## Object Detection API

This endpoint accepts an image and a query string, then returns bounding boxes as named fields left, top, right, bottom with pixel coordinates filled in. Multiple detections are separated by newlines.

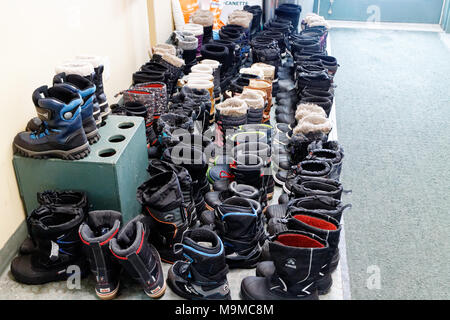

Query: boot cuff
left=242, top=88, right=267, bottom=100
left=216, top=97, right=248, bottom=116
left=185, top=79, right=213, bottom=90
left=201, top=59, right=221, bottom=69
left=79, top=211, right=121, bottom=243
left=294, top=114, right=331, bottom=135
left=295, top=103, right=326, bottom=121
left=240, top=67, right=264, bottom=79
left=178, top=36, right=198, bottom=50
left=191, top=10, right=214, bottom=27
left=74, top=55, right=104, bottom=68
left=55, top=62, right=94, bottom=77
left=191, top=64, right=213, bottom=74
left=162, top=53, right=185, bottom=68
left=240, top=91, right=264, bottom=110
left=252, top=63, right=276, bottom=80
left=155, top=43, right=177, bottom=56
left=183, top=23, right=204, bottom=36
left=228, top=10, right=253, bottom=28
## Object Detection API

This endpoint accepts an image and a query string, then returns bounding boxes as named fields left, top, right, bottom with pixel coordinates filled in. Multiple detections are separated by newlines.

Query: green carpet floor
left=331, top=28, right=450, bottom=299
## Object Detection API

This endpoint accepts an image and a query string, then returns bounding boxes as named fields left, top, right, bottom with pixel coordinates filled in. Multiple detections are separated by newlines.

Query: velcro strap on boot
left=91, top=242, right=109, bottom=284
left=127, top=252, right=155, bottom=290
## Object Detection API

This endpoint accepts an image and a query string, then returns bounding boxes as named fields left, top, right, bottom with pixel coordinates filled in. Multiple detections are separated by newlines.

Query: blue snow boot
left=53, top=72, right=100, bottom=144
left=13, top=85, right=90, bottom=160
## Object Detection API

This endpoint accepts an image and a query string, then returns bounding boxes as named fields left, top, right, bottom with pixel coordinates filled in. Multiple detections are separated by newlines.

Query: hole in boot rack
left=108, top=135, right=126, bottom=143
left=98, top=148, right=117, bottom=158
left=118, top=122, right=134, bottom=129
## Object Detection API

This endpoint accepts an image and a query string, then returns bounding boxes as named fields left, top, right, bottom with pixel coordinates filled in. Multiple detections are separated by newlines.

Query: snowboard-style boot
left=109, top=216, right=166, bottom=298
left=213, top=197, right=261, bottom=268
left=240, top=230, right=329, bottom=300
left=13, top=85, right=90, bottom=160
left=19, top=191, right=88, bottom=255
left=79, top=210, right=122, bottom=299
left=75, top=55, right=110, bottom=120
left=262, top=211, right=341, bottom=294
left=137, top=171, right=189, bottom=263
left=147, top=159, right=197, bottom=227
left=167, top=228, right=231, bottom=300
left=53, top=72, right=100, bottom=144
left=11, top=200, right=88, bottom=284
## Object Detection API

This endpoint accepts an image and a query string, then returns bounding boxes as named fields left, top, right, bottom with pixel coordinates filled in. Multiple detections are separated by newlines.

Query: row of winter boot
left=11, top=191, right=166, bottom=300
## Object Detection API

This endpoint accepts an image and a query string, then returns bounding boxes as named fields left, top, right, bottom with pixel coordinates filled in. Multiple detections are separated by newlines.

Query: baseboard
left=0, top=220, right=27, bottom=275
left=328, top=20, right=444, bottom=33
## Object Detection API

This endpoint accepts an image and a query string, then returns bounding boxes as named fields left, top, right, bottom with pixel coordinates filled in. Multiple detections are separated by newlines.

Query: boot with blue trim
left=13, top=85, right=90, bottom=160
left=75, top=55, right=111, bottom=121
left=213, top=196, right=262, bottom=268
left=10, top=195, right=88, bottom=285
left=79, top=210, right=122, bottom=300
left=53, top=72, right=100, bottom=144
left=109, top=215, right=166, bottom=298
left=167, top=228, right=231, bottom=300
left=240, top=230, right=329, bottom=300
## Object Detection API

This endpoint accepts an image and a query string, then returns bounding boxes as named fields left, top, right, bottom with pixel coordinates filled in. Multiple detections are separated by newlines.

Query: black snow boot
left=79, top=210, right=122, bottom=299
left=53, top=73, right=100, bottom=144
left=284, top=175, right=343, bottom=200
left=109, top=215, right=166, bottom=298
left=167, top=228, right=231, bottom=300
left=262, top=211, right=341, bottom=295
left=308, top=140, right=345, bottom=180
left=147, top=159, right=197, bottom=227
left=163, top=145, right=210, bottom=214
left=137, top=171, right=189, bottom=263
left=19, top=190, right=89, bottom=255
left=204, top=181, right=259, bottom=211
left=213, top=197, right=262, bottom=268
left=285, top=195, right=351, bottom=222
left=240, top=230, right=329, bottom=300
left=11, top=200, right=88, bottom=284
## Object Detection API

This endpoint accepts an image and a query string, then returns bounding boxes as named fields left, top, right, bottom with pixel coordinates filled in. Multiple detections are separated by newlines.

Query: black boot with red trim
left=258, top=211, right=341, bottom=295
left=109, top=215, right=166, bottom=299
left=137, top=171, right=189, bottom=264
left=240, top=230, right=329, bottom=300
left=79, top=210, right=122, bottom=299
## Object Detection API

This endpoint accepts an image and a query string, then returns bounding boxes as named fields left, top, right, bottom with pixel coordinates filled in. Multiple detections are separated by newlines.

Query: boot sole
left=240, top=281, right=320, bottom=300
left=86, top=129, right=101, bottom=145
left=272, top=172, right=286, bottom=187
left=100, top=102, right=111, bottom=120
left=167, top=278, right=231, bottom=301
left=96, top=282, right=120, bottom=300
left=10, top=257, right=88, bottom=285
left=13, top=142, right=91, bottom=160
left=145, top=281, right=166, bottom=299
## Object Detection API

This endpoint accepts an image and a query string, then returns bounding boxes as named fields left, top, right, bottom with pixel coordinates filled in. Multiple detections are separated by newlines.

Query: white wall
left=0, top=0, right=151, bottom=248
